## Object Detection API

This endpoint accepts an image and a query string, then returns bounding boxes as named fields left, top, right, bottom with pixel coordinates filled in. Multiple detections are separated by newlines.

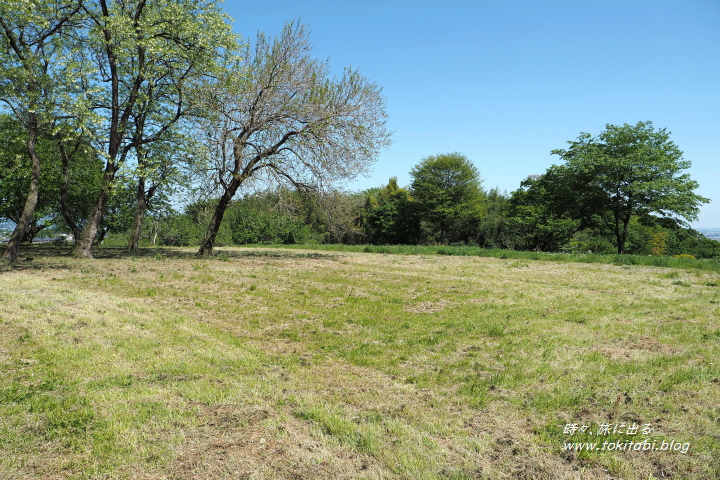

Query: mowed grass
left=1, top=246, right=719, bottom=479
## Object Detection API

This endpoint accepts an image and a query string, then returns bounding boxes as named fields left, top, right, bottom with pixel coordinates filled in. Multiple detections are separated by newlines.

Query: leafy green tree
left=0, top=115, right=103, bottom=242
left=94, top=175, right=143, bottom=245
left=310, top=189, right=367, bottom=244
left=54, top=129, right=105, bottom=242
left=0, top=0, right=84, bottom=260
left=0, top=115, right=57, bottom=241
left=222, top=191, right=319, bottom=245
left=673, top=229, right=720, bottom=259
left=476, top=188, right=520, bottom=249
left=410, top=153, right=486, bottom=244
left=506, top=171, right=584, bottom=252
left=72, top=0, right=237, bottom=258
left=551, top=121, right=709, bottom=254
left=565, top=227, right=615, bottom=254
left=363, top=177, right=419, bottom=244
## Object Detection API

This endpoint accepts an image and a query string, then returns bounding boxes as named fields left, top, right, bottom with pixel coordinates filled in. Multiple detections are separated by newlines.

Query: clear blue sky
left=221, top=0, right=720, bottom=228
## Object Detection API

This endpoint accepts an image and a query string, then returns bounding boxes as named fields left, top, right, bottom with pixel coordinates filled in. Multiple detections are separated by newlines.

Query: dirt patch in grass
left=405, top=299, right=450, bottom=314
left=169, top=403, right=386, bottom=480
left=597, top=336, right=680, bottom=361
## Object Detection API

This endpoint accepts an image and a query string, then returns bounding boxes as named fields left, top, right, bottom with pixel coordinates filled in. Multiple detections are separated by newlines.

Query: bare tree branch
left=194, top=21, right=391, bottom=255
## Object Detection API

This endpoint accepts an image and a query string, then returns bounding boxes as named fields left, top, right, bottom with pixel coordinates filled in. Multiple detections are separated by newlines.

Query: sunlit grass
left=254, top=242, right=720, bottom=272
left=1, top=245, right=719, bottom=479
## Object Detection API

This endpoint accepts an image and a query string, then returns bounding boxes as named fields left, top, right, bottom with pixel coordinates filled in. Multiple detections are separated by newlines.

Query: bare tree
left=195, top=21, right=391, bottom=256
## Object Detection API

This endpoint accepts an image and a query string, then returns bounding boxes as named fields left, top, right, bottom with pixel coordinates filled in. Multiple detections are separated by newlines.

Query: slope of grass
left=1, top=245, right=719, bottom=479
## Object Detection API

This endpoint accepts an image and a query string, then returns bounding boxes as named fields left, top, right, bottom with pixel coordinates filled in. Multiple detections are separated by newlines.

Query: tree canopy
left=363, top=177, right=418, bottom=245
left=0, top=0, right=85, bottom=260
left=194, top=21, right=391, bottom=255
left=0, top=115, right=103, bottom=242
left=71, top=0, right=238, bottom=258
left=550, top=121, right=709, bottom=253
left=410, top=153, right=486, bottom=244
left=507, top=170, right=583, bottom=252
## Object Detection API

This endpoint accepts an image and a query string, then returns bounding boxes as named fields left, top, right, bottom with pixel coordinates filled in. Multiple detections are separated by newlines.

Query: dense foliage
left=410, top=153, right=486, bottom=244
left=550, top=122, right=708, bottom=253
left=1, top=1, right=390, bottom=259
left=117, top=141, right=717, bottom=259
left=0, top=115, right=104, bottom=241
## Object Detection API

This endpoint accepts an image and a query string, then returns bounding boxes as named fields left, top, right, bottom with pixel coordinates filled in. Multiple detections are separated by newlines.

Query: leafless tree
left=194, top=21, right=391, bottom=256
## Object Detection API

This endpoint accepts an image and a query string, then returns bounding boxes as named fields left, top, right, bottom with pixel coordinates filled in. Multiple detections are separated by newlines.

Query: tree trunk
left=73, top=3, right=123, bottom=259
left=2, top=116, right=40, bottom=262
left=95, top=228, right=108, bottom=245
left=58, top=141, right=83, bottom=242
left=21, top=219, right=46, bottom=243
left=128, top=176, right=146, bottom=253
left=617, top=221, right=629, bottom=254
left=197, top=177, right=242, bottom=256
left=73, top=172, right=114, bottom=258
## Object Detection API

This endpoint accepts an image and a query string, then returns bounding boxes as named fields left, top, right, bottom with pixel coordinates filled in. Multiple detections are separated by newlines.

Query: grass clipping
left=1, top=246, right=719, bottom=479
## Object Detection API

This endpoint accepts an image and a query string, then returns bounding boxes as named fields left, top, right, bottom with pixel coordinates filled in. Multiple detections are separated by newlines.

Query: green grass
left=1, top=244, right=719, bottom=479
left=250, top=243, right=720, bottom=272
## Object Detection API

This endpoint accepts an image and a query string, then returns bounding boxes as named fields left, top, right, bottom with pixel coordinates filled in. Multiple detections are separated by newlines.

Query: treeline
left=131, top=149, right=717, bottom=259
left=2, top=114, right=717, bottom=259
left=140, top=192, right=718, bottom=259
left=0, top=0, right=713, bottom=261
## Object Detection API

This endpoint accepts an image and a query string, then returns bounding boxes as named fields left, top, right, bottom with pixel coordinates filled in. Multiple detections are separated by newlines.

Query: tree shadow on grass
left=215, top=248, right=338, bottom=261
left=1, top=244, right=338, bottom=273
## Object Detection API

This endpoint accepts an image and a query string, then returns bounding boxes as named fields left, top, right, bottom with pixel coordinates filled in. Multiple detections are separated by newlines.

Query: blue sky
left=222, top=0, right=720, bottom=228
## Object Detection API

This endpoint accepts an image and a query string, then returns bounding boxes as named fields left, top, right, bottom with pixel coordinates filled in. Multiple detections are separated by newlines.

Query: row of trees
left=1, top=1, right=390, bottom=261
left=2, top=115, right=716, bottom=258
left=122, top=122, right=715, bottom=258
left=361, top=122, right=712, bottom=257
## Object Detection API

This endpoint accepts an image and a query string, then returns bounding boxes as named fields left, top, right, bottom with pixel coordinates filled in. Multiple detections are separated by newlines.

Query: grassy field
left=253, top=243, right=720, bottom=272
left=1, top=245, right=719, bottom=479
